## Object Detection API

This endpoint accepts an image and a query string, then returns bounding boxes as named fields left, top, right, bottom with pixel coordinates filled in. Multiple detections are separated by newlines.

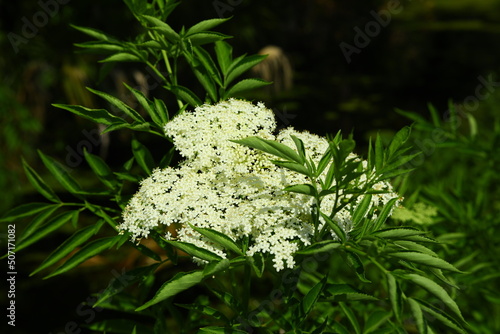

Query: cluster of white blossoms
left=119, top=99, right=400, bottom=271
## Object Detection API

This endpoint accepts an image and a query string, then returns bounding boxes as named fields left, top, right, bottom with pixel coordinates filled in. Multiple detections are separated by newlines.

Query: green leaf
left=346, top=251, right=370, bottom=283
left=141, top=15, right=180, bottom=42
left=74, top=41, right=125, bottom=52
left=154, top=98, right=170, bottom=124
left=203, top=258, right=230, bottom=277
left=272, top=160, right=309, bottom=176
left=188, top=32, right=230, bottom=46
left=17, top=205, right=60, bottom=241
left=407, top=298, right=427, bottom=334
left=296, top=240, right=341, bottom=255
left=248, top=252, right=265, bottom=278
left=387, top=126, right=411, bottom=160
left=190, top=225, right=243, bottom=255
left=52, top=104, right=127, bottom=127
left=302, top=276, right=326, bottom=316
left=22, top=159, right=60, bottom=203
left=87, top=87, right=144, bottom=123
left=193, top=46, right=223, bottom=87
left=226, top=55, right=268, bottom=87
left=372, top=227, right=425, bottom=239
left=214, top=41, right=232, bottom=76
left=99, top=52, right=144, bottom=63
left=131, top=139, right=155, bottom=175
left=167, top=240, right=223, bottom=262
left=386, top=272, right=402, bottom=323
left=415, top=299, right=467, bottom=334
left=326, top=284, right=378, bottom=301
left=320, top=212, right=346, bottom=243
left=232, top=136, right=303, bottom=163
left=316, top=148, right=332, bottom=177
left=351, top=194, right=372, bottom=228
left=136, top=270, right=204, bottom=311
left=44, top=236, right=119, bottom=279
left=84, top=150, right=118, bottom=190
left=0, top=202, right=55, bottom=223
left=370, top=198, right=400, bottom=232
left=71, top=24, right=118, bottom=42
left=186, top=17, right=231, bottom=36
left=404, top=273, right=465, bottom=322
left=168, top=85, right=202, bottom=106
left=94, top=264, right=160, bottom=307
left=30, top=225, right=96, bottom=276
left=224, top=78, right=271, bottom=98
left=198, top=327, right=247, bottom=334
left=389, top=252, right=461, bottom=272
left=15, top=211, right=75, bottom=253
left=284, top=184, right=317, bottom=197
left=364, top=310, right=391, bottom=334
left=339, top=302, right=361, bottom=334
left=38, top=150, right=83, bottom=196
left=393, top=240, right=438, bottom=257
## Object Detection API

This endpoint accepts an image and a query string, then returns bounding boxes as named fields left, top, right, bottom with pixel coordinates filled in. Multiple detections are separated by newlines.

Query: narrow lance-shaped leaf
left=0, top=203, right=55, bottom=223
left=214, top=41, right=232, bottom=77
left=87, top=87, right=145, bottom=123
left=136, top=270, right=204, bottom=311
left=404, top=273, right=465, bottom=322
left=186, top=17, right=231, bottom=36
left=232, top=136, right=303, bottom=163
left=302, top=276, right=327, bottom=316
left=44, top=236, right=120, bottom=279
left=15, top=211, right=75, bottom=253
left=30, top=225, right=96, bottom=276
left=140, top=15, right=180, bottom=42
left=38, top=150, right=83, bottom=196
left=346, top=251, right=371, bottom=283
left=18, top=205, right=60, bottom=242
left=132, top=139, right=155, bottom=175
left=190, top=225, right=243, bottom=255
left=52, top=104, right=127, bottom=126
left=225, top=55, right=268, bottom=87
left=167, top=240, right=223, bottom=262
left=351, top=194, right=372, bottom=228
left=415, top=299, right=467, bottom=334
left=84, top=149, right=118, bottom=190
left=389, top=252, right=462, bottom=273
left=339, top=302, right=361, bottom=334
left=224, top=78, right=271, bottom=99
left=407, top=298, right=427, bottom=334
left=320, top=212, right=346, bottom=243
left=22, top=158, right=61, bottom=203
left=370, top=197, right=400, bottom=232
left=284, top=184, right=318, bottom=197
left=386, top=272, right=402, bottom=324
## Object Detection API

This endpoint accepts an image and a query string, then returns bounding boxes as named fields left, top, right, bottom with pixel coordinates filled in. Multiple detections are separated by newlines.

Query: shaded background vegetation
left=1, top=0, right=499, bottom=333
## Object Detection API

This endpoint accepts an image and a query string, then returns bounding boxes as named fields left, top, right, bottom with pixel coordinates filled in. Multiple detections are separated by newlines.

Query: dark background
left=1, top=0, right=499, bottom=333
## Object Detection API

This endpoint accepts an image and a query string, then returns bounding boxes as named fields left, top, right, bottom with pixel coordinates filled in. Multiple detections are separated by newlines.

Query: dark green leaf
left=233, top=136, right=302, bottom=164
left=141, top=15, right=180, bottom=42
left=248, top=252, right=265, bottom=278
left=0, top=202, right=55, bottom=223
left=52, top=104, right=127, bottom=126
left=86, top=319, right=154, bottom=334
left=415, top=299, right=467, bottom=334
left=386, top=272, right=402, bottom=323
left=352, top=194, right=372, bottom=228
left=320, top=212, right=346, bottom=243
left=131, top=139, right=155, bottom=175
left=38, top=150, right=84, bottom=195
left=190, top=225, right=243, bottom=255
left=226, top=55, right=268, bottom=87
left=168, top=85, right=202, bottom=107
left=71, top=24, right=118, bottom=42
left=224, top=78, right=271, bottom=98
left=99, top=52, right=144, bottom=63
left=186, top=17, right=231, bottom=36
left=339, top=302, right=361, bottom=334
left=284, top=184, right=317, bottom=197
left=203, top=259, right=230, bottom=277
left=389, top=252, right=461, bottom=272
left=17, top=205, right=60, bottom=241
left=372, top=227, right=425, bottom=239
left=407, top=298, right=427, bottom=334
left=364, top=311, right=391, bottom=334
left=346, top=251, right=370, bottom=283
left=45, top=236, right=119, bottom=278
left=136, top=270, right=204, bottom=311
left=326, top=284, right=378, bottom=301
left=272, top=160, right=309, bottom=176
left=214, top=41, right=232, bottom=76
left=88, top=87, right=144, bottom=123
left=188, top=32, right=230, bottom=46
left=15, top=211, right=75, bottom=253
left=84, top=150, right=118, bottom=190
left=302, top=276, right=326, bottom=316
left=404, top=273, right=464, bottom=322
left=30, top=225, right=96, bottom=276
left=22, top=158, right=60, bottom=203
left=296, top=240, right=341, bottom=255
left=370, top=198, right=400, bottom=232
left=167, top=240, right=223, bottom=262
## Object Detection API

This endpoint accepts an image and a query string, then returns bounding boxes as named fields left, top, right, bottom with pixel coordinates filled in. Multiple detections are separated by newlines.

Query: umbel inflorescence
left=119, top=99, right=400, bottom=271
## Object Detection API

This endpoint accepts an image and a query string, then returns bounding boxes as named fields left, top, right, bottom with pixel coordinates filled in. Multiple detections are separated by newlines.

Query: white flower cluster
left=119, top=99, right=400, bottom=271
